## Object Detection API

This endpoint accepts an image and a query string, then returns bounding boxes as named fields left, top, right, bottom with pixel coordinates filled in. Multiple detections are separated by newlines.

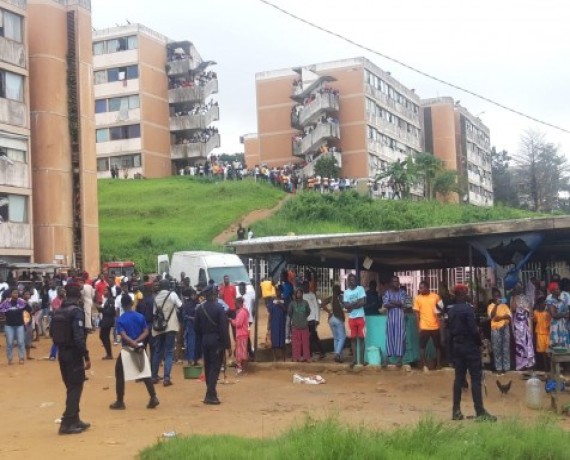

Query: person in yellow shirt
left=488, top=288, right=511, bottom=375
left=533, top=295, right=551, bottom=371
left=413, top=281, right=444, bottom=371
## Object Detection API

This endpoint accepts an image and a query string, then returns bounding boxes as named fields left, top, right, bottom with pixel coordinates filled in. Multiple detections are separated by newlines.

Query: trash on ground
left=293, top=374, right=326, bottom=385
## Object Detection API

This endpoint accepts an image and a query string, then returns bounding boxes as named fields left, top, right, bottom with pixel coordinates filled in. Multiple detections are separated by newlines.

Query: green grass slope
left=98, top=177, right=285, bottom=273
left=252, top=191, right=542, bottom=237
left=140, top=417, right=570, bottom=460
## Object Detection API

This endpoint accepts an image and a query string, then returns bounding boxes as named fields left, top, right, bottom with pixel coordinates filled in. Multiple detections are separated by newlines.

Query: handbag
left=152, top=292, right=175, bottom=332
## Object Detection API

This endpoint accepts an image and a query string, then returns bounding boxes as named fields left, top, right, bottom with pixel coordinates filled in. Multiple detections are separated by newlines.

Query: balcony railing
left=167, top=58, right=199, bottom=77
left=0, top=222, right=31, bottom=249
left=170, top=106, right=219, bottom=132
left=168, top=78, right=219, bottom=104
left=295, top=93, right=340, bottom=128
left=171, top=134, right=221, bottom=160
left=292, top=123, right=340, bottom=157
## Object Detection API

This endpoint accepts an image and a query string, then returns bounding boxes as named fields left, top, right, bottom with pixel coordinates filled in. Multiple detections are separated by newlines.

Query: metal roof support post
left=468, top=245, right=474, bottom=301
left=354, top=251, right=360, bottom=284
left=253, top=257, right=261, bottom=361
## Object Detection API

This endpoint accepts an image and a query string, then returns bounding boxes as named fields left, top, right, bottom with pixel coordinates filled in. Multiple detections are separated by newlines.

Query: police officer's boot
left=452, top=408, right=464, bottom=421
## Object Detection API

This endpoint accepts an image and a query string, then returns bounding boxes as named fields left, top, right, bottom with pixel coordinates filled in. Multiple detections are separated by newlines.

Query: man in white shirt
left=79, top=278, right=95, bottom=331
left=0, top=277, right=10, bottom=295
left=151, top=279, right=182, bottom=387
left=303, top=281, right=324, bottom=359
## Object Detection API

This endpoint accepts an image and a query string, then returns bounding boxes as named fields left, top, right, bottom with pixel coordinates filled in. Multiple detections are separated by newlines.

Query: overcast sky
left=91, top=0, right=569, bottom=157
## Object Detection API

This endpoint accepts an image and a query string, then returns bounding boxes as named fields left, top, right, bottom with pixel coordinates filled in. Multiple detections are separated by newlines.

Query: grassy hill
left=98, top=178, right=542, bottom=274
left=251, top=191, right=542, bottom=236
left=98, top=177, right=285, bottom=273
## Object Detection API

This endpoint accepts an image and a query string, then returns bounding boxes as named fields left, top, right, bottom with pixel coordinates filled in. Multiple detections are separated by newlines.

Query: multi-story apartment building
left=1, top=0, right=100, bottom=276
left=0, top=0, right=31, bottom=265
left=92, top=24, right=219, bottom=178
left=422, top=97, right=493, bottom=206
left=246, top=57, right=423, bottom=180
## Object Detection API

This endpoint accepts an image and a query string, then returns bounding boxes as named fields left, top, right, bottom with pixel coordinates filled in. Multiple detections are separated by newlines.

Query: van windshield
left=208, top=266, right=250, bottom=285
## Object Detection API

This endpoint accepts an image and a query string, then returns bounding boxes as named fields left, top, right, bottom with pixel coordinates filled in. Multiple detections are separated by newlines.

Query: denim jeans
left=151, top=331, right=176, bottom=382
left=5, top=325, right=25, bottom=362
left=328, top=315, right=346, bottom=355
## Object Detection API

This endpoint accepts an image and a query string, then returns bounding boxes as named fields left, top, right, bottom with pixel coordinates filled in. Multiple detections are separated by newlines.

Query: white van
left=157, top=251, right=254, bottom=295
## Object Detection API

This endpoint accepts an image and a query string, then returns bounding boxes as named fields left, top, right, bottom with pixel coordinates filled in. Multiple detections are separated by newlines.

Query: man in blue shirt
left=341, top=274, right=367, bottom=368
left=110, top=295, right=159, bottom=410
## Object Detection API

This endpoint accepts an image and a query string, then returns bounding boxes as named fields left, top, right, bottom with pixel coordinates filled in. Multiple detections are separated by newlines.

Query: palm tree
left=414, top=152, right=442, bottom=199
left=375, top=157, right=417, bottom=199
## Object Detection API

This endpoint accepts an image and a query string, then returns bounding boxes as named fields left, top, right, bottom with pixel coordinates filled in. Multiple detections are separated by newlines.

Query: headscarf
left=548, top=282, right=560, bottom=293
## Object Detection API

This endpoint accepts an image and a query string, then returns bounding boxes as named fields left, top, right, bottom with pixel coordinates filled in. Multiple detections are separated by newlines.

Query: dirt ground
left=1, top=336, right=569, bottom=460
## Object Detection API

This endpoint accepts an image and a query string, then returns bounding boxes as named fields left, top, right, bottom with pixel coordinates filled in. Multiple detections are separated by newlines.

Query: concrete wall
left=28, top=0, right=100, bottom=274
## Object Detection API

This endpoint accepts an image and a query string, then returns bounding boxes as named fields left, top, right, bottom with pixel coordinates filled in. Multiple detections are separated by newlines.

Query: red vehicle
left=102, top=261, right=136, bottom=281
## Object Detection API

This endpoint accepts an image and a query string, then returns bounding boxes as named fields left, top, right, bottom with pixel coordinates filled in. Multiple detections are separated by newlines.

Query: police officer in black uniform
left=194, top=285, right=230, bottom=405
left=448, top=284, right=496, bottom=422
left=52, top=283, right=91, bottom=434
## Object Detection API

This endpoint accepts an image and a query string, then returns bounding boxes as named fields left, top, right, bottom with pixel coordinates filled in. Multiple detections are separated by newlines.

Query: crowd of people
left=175, top=126, right=219, bottom=145
left=168, top=71, right=217, bottom=90
left=3, top=265, right=570, bottom=428
left=173, top=100, right=218, bottom=118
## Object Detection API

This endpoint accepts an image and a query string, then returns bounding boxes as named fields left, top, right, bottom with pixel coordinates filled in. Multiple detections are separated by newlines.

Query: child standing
left=231, top=297, right=249, bottom=374
left=533, top=296, right=551, bottom=372
left=288, top=288, right=311, bottom=362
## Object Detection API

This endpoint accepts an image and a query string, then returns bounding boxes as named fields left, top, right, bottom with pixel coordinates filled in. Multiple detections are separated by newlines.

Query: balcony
left=292, top=123, right=340, bottom=157
left=292, top=93, right=340, bottom=129
left=170, top=106, right=219, bottom=132
left=168, top=78, right=218, bottom=104
left=167, top=58, right=200, bottom=77
left=171, top=133, right=220, bottom=160
left=0, top=160, right=29, bottom=189
left=0, top=222, right=31, bottom=249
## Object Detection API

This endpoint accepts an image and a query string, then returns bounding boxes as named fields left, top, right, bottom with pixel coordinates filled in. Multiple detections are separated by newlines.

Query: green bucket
left=183, top=365, right=203, bottom=379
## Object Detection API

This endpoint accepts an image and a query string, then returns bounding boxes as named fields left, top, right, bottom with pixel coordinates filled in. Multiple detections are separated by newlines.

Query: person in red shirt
left=94, top=274, right=109, bottom=306
left=219, top=275, right=236, bottom=311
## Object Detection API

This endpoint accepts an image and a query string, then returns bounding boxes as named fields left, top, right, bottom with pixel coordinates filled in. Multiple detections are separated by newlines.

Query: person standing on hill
left=236, top=223, right=246, bottom=241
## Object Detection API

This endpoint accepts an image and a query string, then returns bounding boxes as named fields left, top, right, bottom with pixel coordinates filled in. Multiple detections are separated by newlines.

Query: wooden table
left=549, top=349, right=570, bottom=413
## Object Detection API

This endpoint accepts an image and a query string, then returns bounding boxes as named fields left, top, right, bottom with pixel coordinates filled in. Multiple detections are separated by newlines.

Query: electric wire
left=259, top=0, right=570, bottom=134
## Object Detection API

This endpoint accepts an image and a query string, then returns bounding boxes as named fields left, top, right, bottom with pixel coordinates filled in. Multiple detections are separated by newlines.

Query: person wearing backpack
left=150, top=279, right=182, bottom=387
left=50, top=283, right=91, bottom=435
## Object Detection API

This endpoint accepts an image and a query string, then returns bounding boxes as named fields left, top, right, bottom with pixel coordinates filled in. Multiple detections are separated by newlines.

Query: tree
left=375, top=157, right=417, bottom=199
left=433, top=169, right=460, bottom=199
left=491, top=147, right=519, bottom=207
left=413, top=152, right=440, bottom=199
left=513, top=130, right=569, bottom=211
left=314, top=154, right=340, bottom=179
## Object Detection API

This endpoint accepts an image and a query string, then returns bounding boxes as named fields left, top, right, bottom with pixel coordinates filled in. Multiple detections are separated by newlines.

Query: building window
left=95, top=65, right=138, bottom=85
left=0, top=146, right=25, bottom=162
left=92, top=35, right=138, bottom=55
left=97, top=95, right=140, bottom=113
left=0, top=9, right=23, bottom=43
left=0, top=70, right=23, bottom=101
left=97, top=157, right=109, bottom=172
left=95, top=99, right=107, bottom=113
left=109, top=124, right=140, bottom=140
left=96, top=129, right=109, bottom=143
left=0, top=193, right=27, bottom=223
left=109, top=153, right=141, bottom=169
